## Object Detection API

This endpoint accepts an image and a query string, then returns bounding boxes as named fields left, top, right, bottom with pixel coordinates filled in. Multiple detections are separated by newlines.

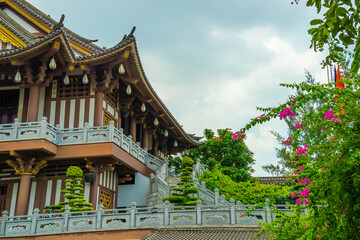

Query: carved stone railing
left=0, top=118, right=164, bottom=171
left=0, top=200, right=305, bottom=237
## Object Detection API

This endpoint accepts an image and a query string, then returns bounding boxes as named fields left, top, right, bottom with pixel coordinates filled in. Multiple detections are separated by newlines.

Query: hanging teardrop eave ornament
left=118, top=63, right=125, bottom=74
left=164, top=129, right=169, bottom=137
left=63, top=74, right=70, bottom=85
left=174, top=140, right=178, bottom=147
left=154, top=117, right=159, bottom=126
left=14, top=69, right=21, bottom=83
left=126, top=85, right=132, bottom=95
left=82, top=73, right=89, bottom=84
left=49, top=56, right=57, bottom=70
left=141, top=103, right=146, bottom=112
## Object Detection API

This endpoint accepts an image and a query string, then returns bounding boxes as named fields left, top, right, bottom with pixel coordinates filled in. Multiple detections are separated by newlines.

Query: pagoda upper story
left=0, top=0, right=201, bottom=158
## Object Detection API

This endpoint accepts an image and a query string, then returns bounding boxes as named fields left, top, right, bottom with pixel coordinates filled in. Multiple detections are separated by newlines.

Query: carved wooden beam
left=118, top=174, right=132, bottom=184
left=35, top=60, right=47, bottom=86
left=41, top=41, right=61, bottom=61
left=5, top=158, right=47, bottom=175
left=24, top=65, right=34, bottom=85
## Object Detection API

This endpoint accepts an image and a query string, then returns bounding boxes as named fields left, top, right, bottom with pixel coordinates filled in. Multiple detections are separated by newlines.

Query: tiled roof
left=142, top=227, right=268, bottom=240
left=8, top=0, right=104, bottom=53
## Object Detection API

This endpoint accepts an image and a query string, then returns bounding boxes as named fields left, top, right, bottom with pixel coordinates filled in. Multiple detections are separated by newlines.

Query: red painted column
left=130, top=116, right=136, bottom=142
left=15, top=174, right=31, bottom=216
left=94, top=91, right=103, bottom=126
left=28, top=85, right=40, bottom=122
left=153, top=136, right=159, bottom=157
left=89, top=168, right=100, bottom=209
left=142, top=126, right=148, bottom=150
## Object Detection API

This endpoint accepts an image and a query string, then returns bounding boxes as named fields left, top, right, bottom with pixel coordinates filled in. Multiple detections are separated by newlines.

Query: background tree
left=163, top=157, right=203, bottom=206
left=263, top=71, right=322, bottom=176
left=50, top=166, right=93, bottom=212
left=300, top=0, right=360, bottom=73
left=169, top=128, right=255, bottom=182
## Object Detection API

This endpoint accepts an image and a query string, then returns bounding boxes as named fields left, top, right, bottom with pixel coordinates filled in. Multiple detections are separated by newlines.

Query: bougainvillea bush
left=199, top=168, right=290, bottom=204
left=242, top=80, right=360, bottom=239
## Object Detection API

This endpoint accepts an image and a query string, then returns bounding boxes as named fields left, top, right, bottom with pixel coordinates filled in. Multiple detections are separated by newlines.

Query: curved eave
left=129, top=40, right=202, bottom=148
left=0, top=30, right=75, bottom=63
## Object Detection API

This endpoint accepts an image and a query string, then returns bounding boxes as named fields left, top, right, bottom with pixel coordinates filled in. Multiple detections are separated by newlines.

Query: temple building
left=0, top=0, right=201, bottom=216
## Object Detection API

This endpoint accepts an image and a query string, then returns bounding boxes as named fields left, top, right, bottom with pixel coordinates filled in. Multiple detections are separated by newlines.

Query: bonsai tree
left=163, top=157, right=203, bottom=206
left=50, top=166, right=93, bottom=212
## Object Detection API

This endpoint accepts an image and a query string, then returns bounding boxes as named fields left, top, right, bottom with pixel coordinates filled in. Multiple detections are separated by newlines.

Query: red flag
left=336, top=65, right=345, bottom=89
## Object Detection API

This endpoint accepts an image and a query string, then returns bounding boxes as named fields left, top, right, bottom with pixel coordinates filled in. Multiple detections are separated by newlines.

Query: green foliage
left=169, top=128, right=255, bottom=182
left=163, top=157, right=203, bottom=206
left=243, top=80, right=360, bottom=239
left=50, top=166, right=93, bottom=212
left=301, top=0, right=360, bottom=73
left=263, top=71, right=321, bottom=176
left=66, top=166, right=83, bottom=177
left=199, top=168, right=290, bottom=204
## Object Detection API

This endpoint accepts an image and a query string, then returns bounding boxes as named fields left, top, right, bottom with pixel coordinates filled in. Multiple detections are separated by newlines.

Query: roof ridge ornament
left=129, top=26, right=136, bottom=36
left=51, top=14, right=65, bottom=33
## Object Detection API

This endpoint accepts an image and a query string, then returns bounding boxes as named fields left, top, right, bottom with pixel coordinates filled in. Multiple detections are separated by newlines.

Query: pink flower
left=279, top=107, right=296, bottom=120
left=295, top=122, right=301, bottom=129
left=253, top=113, right=265, bottom=119
left=322, top=167, right=325, bottom=171
left=322, top=130, right=325, bottom=133
left=295, top=198, right=303, bottom=204
left=304, top=178, right=311, bottom=185
left=324, top=110, right=335, bottom=120
left=300, top=188, right=309, bottom=198
left=290, top=95, right=296, bottom=99
left=293, top=171, right=298, bottom=175
left=291, top=102, right=295, bottom=106
left=304, top=200, right=309, bottom=206
left=296, top=147, right=308, bottom=156
left=298, top=166, right=304, bottom=171
left=232, top=131, right=245, bottom=141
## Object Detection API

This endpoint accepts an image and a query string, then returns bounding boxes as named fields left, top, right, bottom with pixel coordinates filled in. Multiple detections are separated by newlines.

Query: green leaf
left=310, top=19, right=324, bottom=25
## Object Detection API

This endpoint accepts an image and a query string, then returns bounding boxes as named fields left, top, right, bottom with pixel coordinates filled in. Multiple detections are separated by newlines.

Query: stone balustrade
left=0, top=199, right=302, bottom=237
left=0, top=117, right=164, bottom=171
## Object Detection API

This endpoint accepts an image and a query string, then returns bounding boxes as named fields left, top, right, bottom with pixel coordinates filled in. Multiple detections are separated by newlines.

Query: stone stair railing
left=0, top=199, right=304, bottom=237
left=0, top=117, right=164, bottom=171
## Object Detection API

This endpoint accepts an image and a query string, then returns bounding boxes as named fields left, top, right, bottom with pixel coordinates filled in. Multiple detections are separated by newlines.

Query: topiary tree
left=50, top=166, right=93, bottom=212
left=163, top=157, right=203, bottom=206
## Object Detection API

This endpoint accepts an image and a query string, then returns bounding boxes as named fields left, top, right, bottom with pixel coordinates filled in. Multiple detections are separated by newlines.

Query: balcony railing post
left=0, top=210, right=8, bottom=236
left=196, top=200, right=202, bottom=225
left=96, top=204, right=104, bottom=229
left=164, top=201, right=170, bottom=226
left=13, top=118, right=20, bottom=139
left=63, top=205, right=70, bottom=232
left=83, top=122, right=89, bottom=143
left=215, top=188, right=219, bottom=206
left=265, top=198, right=271, bottom=223
left=109, top=121, right=114, bottom=142
left=230, top=199, right=236, bottom=225
left=40, top=117, right=47, bottom=138
left=130, top=202, right=136, bottom=228
left=31, top=208, right=39, bottom=234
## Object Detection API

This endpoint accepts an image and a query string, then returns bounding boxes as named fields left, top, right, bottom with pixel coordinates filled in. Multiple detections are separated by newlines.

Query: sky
left=28, top=0, right=328, bottom=176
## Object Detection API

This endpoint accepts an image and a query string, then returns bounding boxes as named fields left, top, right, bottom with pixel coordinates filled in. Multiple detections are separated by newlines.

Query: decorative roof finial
left=51, top=14, right=65, bottom=32
left=129, top=26, right=136, bottom=36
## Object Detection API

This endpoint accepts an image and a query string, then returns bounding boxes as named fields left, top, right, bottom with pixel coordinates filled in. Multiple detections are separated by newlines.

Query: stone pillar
left=130, top=115, right=136, bottom=142
left=94, top=91, right=104, bottom=126
left=142, top=125, right=148, bottom=150
left=28, top=85, right=40, bottom=122
left=6, top=158, right=47, bottom=216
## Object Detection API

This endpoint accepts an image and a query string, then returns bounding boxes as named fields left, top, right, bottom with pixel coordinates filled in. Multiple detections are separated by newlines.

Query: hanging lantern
left=14, top=69, right=21, bottom=83
left=164, top=129, right=169, bottom=137
left=126, top=85, right=132, bottom=95
left=118, top=63, right=125, bottom=74
left=82, top=73, right=89, bottom=84
left=141, top=103, right=146, bottom=112
left=63, top=74, right=70, bottom=85
left=174, top=140, right=178, bottom=147
left=154, top=117, right=159, bottom=126
left=49, top=56, right=57, bottom=70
